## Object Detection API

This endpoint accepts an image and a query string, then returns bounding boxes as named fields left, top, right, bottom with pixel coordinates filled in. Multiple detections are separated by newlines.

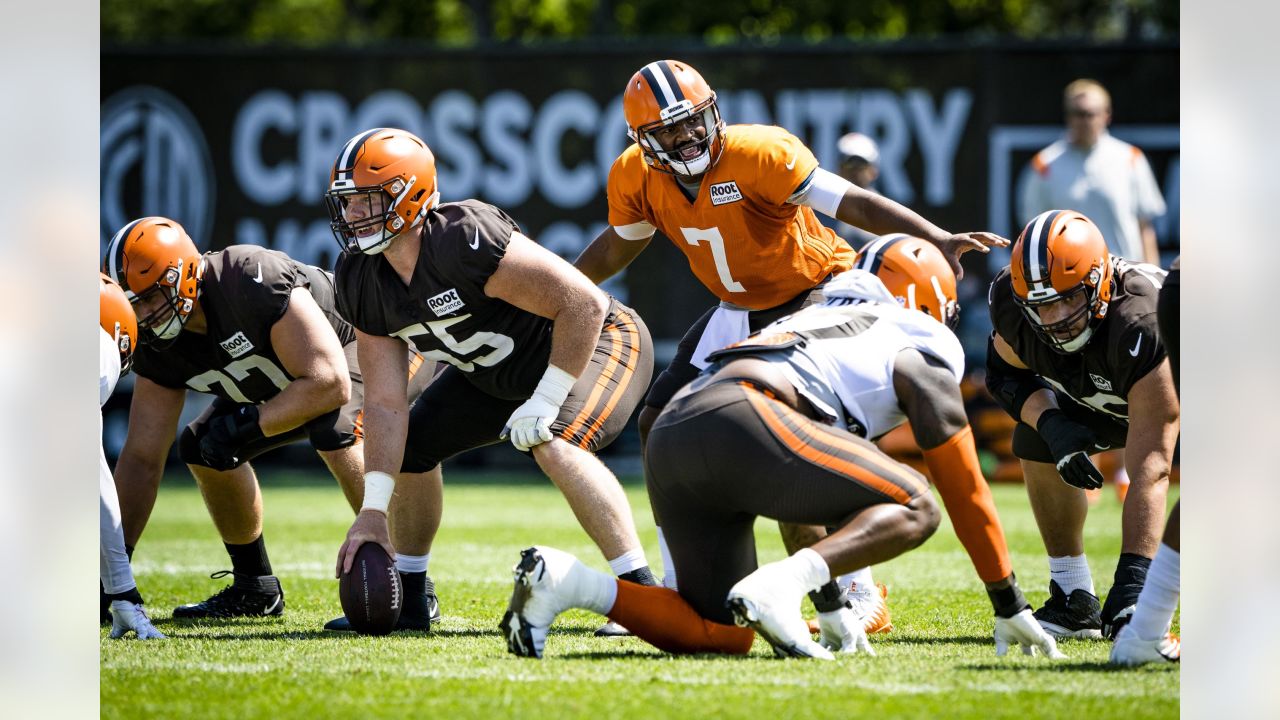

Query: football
left=338, top=542, right=402, bottom=635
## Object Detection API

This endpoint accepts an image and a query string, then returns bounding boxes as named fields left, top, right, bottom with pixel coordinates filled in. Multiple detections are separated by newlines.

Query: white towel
left=690, top=304, right=752, bottom=370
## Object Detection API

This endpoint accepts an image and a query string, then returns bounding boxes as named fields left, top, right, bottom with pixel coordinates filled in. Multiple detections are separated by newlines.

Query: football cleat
left=172, top=570, right=284, bottom=619
left=1034, top=579, right=1103, bottom=639
left=594, top=620, right=632, bottom=637
left=324, top=573, right=441, bottom=632
left=850, top=582, right=893, bottom=635
left=726, top=562, right=834, bottom=660
left=1109, top=626, right=1180, bottom=666
left=109, top=600, right=166, bottom=640
left=501, top=546, right=593, bottom=659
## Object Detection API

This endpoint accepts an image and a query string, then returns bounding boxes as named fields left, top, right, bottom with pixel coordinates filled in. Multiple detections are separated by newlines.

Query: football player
left=100, top=273, right=164, bottom=639
left=501, top=241, right=1062, bottom=660
left=104, top=217, right=439, bottom=627
left=986, top=210, right=1178, bottom=641
left=1111, top=255, right=1180, bottom=665
left=573, top=59, right=1008, bottom=632
left=324, top=128, right=659, bottom=604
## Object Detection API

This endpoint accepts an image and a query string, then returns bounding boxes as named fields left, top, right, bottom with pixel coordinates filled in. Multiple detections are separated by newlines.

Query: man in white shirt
left=1018, top=79, right=1166, bottom=264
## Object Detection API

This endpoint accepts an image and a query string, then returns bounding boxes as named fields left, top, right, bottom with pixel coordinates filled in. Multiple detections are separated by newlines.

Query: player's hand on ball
left=336, top=509, right=395, bottom=577
left=994, top=608, right=1066, bottom=658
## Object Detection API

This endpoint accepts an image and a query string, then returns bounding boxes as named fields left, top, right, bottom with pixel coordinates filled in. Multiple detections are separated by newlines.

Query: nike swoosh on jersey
left=253, top=263, right=264, bottom=283
left=785, top=154, right=798, bottom=170
left=469, top=228, right=480, bottom=250
left=1129, top=334, right=1142, bottom=356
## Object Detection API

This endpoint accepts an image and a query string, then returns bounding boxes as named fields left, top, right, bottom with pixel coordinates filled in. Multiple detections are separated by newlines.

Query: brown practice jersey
left=607, top=124, right=856, bottom=310
left=132, top=245, right=355, bottom=404
left=335, top=200, right=553, bottom=401
left=989, top=257, right=1167, bottom=421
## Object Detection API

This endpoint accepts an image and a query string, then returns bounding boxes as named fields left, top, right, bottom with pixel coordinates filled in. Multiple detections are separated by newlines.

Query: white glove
left=502, top=365, right=577, bottom=452
left=817, top=606, right=875, bottom=655
left=109, top=600, right=166, bottom=640
left=994, top=608, right=1064, bottom=658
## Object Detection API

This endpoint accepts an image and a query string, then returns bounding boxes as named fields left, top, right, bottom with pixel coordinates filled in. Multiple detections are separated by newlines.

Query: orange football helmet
left=1010, top=209, right=1113, bottom=353
left=99, top=272, right=138, bottom=373
left=623, top=59, right=725, bottom=176
left=103, top=216, right=203, bottom=346
left=855, top=234, right=959, bottom=328
left=325, top=127, right=440, bottom=255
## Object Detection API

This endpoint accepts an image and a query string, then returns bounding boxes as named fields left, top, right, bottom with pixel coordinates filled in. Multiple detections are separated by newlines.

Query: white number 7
left=681, top=227, right=746, bottom=293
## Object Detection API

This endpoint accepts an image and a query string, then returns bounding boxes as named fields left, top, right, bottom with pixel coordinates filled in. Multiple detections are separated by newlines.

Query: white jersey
left=100, top=327, right=122, bottom=408
left=709, top=291, right=964, bottom=440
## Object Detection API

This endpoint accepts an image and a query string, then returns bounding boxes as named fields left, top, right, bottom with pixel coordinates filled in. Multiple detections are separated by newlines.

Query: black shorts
left=645, top=379, right=929, bottom=624
left=644, top=282, right=830, bottom=411
left=1011, top=392, right=1130, bottom=463
left=400, top=299, right=653, bottom=472
left=179, top=343, right=437, bottom=468
left=1158, top=267, right=1179, bottom=395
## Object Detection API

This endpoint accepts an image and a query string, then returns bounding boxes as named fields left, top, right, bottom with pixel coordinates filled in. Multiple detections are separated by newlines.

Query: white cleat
left=1110, top=626, right=1180, bottom=666
left=109, top=600, right=166, bottom=640
left=726, top=564, right=835, bottom=660
left=848, top=582, right=893, bottom=634
left=816, top=605, right=875, bottom=655
left=501, top=546, right=592, bottom=659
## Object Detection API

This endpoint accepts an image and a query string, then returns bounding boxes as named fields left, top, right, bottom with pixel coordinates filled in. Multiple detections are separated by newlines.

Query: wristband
left=362, top=471, right=395, bottom=513
left=986, top=575, right=1031, bottom=619
left=533, top=364, right=577, bottom=408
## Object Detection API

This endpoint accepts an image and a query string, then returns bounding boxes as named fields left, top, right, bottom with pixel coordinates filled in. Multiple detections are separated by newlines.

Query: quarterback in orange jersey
left=574, top=58, right=1008, bottom=623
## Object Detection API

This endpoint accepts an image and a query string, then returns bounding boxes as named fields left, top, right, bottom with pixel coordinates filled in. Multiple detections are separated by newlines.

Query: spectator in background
left=834, top=132, right=882, bottom=250
left=1018, top=79, right=1166, bottom=265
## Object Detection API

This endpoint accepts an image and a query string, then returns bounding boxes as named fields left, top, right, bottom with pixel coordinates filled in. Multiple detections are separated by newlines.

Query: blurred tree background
left=102, top=0, right=1177, bottom=46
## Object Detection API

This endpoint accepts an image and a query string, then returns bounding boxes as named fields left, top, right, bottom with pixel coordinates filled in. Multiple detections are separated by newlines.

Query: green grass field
left=101, top=470, right=1178, bottom=719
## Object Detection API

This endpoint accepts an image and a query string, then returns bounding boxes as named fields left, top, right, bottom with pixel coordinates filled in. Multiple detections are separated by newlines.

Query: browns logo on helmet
left=103, top=216, right=203, bottom=347
left=855, top=234, right=960, bottom=329
left=623, top=59, right=725, bottom=177
left=1010, top=209, right=1113, bottom=353
left=324, top=128, right=440, bottom=255
left=99, top=272, right=138, bottom=373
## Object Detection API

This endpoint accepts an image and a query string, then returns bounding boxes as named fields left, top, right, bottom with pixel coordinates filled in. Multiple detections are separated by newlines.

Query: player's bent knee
left=637, top=405, right=662, bottom=443
left=905, top=494, right=942, bottom=547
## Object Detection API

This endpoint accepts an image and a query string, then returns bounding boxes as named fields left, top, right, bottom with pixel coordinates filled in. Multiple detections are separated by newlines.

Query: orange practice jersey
left=607, top=124, right=856, bottom=310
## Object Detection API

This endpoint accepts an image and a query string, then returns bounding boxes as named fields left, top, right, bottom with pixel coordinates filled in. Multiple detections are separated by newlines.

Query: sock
left=225, top=535, right=272, bottom=578
left=785, top=548, right=831, bottom=592
left=618, top=566, right=658, bottom=586
left=108, top=585, right=144, bottom=605
left=607, top=548, right=648, bottom=575
left=842, top=566, right=875, bottom=595
left=125, top=544, right=135, bottom=561
left=607, top=580, right=753, bottom=655
left=395, top=553, right=430, bottom=574
left=400, top=569, right=427, bottom=597
left=1114, top=552, right=1152, bottom=587
left=1126, top=545, right=1180, bottom=640
left=573, top=563, right=616, bottom=615
left=656, top=527, right=679, bottom=590
left=1048, top=554, right=1094, bottom=596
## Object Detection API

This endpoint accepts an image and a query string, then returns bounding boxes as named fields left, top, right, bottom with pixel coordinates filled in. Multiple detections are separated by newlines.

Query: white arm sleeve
left=798, top=168, right=854, bottom=219
left=613, top=221, right=657, bottom=241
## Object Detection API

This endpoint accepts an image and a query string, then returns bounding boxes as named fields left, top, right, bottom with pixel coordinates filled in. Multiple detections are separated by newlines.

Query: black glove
left=1036, top=409, right=1106, bottom=490
left=199, top=404, right=265, bottom=471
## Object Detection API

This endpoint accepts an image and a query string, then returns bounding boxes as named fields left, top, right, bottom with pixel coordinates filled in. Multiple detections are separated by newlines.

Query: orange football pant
left=607, top=580, right=755, bottom=655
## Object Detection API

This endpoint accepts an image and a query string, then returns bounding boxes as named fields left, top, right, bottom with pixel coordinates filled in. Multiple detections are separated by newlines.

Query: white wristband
left=362, top=471, right=395, bottom=513
left=533, top=364, right=578, bottom=408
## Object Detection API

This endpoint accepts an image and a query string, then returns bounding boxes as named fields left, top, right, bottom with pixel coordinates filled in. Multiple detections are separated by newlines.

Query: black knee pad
left=177, top=425, right=204, bottom=466
left=1011, top=422, right=1054, bottom=463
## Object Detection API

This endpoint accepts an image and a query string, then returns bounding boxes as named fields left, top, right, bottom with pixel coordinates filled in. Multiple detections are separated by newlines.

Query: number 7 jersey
left=608, top=123, right=856, bottom=310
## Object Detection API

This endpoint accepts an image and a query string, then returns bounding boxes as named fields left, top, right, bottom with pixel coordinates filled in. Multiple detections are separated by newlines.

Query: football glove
left=109, top=600, right=166, bottom=640
left=1037, top=409, right=1106, bottom=490
left=817, top=606, right=875, bottom=655
left=994, top=608, right=1065, bottom=658
left=502, top=365, right=576, bottom=452
left=199, top=404, right=265, bottom=471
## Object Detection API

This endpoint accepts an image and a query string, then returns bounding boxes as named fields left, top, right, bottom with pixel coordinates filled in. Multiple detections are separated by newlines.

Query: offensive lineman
left=573, top=59, right=1007, bottom=631
left=986, top=210, right=1178, bottom=640
left=100, top=273, right=164, bottom=639
left=324, top=128, right=659, bottom=599
left=502, top=242, right=1061, bottom=660
left=105, top=217, right=439, bottom=627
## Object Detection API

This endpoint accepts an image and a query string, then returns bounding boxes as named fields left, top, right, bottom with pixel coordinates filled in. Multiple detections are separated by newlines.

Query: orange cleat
left=806, top=582, right=893, bottom=635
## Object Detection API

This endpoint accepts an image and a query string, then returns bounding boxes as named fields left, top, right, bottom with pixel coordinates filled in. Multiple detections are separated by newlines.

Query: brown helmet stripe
left=1023, top=209, right=1064, bottom=292
left=640, top=60, right=684, bottom=108
left=333, top=127, right=384, bottom=182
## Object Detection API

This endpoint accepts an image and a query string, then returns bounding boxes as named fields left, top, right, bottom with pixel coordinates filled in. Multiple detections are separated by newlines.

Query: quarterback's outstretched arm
left=114, top=376, right=185, bottom=546
left=258, top=287, right=352, bottom=436
left=573, top=225, right=652, bottom=285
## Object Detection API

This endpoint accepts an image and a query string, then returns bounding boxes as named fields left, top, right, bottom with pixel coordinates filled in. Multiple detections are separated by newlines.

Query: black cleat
left=1101, top=583, right=1143, bottom=640
left=324, top=573, right=440, bottom=632
left=172, top=570, right=284, bottom=619
left=1034, top=579, right=1102, bottom=639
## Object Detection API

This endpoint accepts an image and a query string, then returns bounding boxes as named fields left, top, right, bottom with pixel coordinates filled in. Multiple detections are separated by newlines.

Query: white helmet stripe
left=335, top=128, right=384, bottom=181
left=1025, top=211, right=1055, bottom=288
left=643, top=61, right=679, bottom=107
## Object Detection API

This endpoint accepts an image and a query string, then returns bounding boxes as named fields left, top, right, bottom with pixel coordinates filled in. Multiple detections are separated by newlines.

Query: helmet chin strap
left=1058, top=325, right=1094, bottom=353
